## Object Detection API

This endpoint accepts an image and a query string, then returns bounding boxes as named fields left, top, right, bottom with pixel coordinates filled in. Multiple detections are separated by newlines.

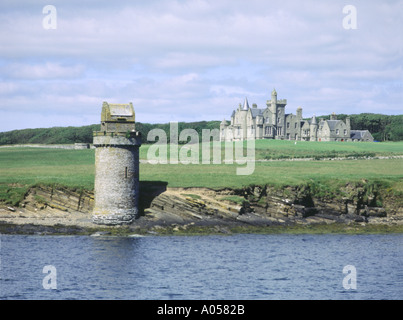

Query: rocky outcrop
left=235, top=182, right=402, bottom=221
left=21, top=185, right=94, bottom=213
left=0, top=181, right=402, bottom=234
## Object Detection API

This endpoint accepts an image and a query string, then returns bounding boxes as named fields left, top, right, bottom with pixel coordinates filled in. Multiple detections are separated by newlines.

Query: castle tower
left=220, top=118, right=228, bottom=141
left=92, top=102, right=142, bottom=225
left=296, top=106, right=303, bottom=120
left=243, top=97, right=250, bottom=110
left=310, top=114, right=318, bottom=141
left=238, top=97, right=249, bottom=140
left=270, top=88, right=277, bottom=114
left=345, top=116, right=351, bottom=139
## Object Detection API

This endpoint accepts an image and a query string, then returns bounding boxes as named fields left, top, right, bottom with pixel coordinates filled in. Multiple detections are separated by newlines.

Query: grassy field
left=253, top=139, right=403, bottom=159
left=140, top=139, right=403, bottom=161
left=0, top=140, right=402, bottom=205
left=0, top=147, right=95, bottom=189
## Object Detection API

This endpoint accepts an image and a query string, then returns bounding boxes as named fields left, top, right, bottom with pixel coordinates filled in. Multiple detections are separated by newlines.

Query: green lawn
left=140, top=139, right=403, bottom=161
left=0, top=148, right=95, bottom=189
left=1, top=144, right=402, bottom=191
left=253, top=139, right=403, bottom=159
left=140, top=159, right=403, bottom=188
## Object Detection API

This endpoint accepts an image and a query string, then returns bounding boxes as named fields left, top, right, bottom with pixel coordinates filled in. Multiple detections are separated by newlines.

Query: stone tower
left=92, top=102, right=142, bottom=225
left=220, top=118, right=228, bottom=141
left=310, top=114, right=318, bottom=141
left=270, top=88, right=277, bottom=115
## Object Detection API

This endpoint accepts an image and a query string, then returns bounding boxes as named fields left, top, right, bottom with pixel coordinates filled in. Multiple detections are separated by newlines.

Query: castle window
left=344, top=129, right=347, bottom=136
left=294, top=123, right=297, bottom=129
left=125, top=167, right=128, bottom=179
left=336, top=129, right=340, bottom=135
left=286, top=122, right=290, bottom=129
left=265, top=126, right=272, bottom=135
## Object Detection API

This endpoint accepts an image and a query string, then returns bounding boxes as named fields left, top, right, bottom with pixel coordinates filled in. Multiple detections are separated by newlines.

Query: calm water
left=0, top=233, right=402, bottom=300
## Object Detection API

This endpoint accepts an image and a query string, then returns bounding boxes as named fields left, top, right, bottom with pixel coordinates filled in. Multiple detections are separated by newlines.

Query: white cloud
left=0, top=0, right=402, bottom=132
left=3, top=63, right=85, bottom=80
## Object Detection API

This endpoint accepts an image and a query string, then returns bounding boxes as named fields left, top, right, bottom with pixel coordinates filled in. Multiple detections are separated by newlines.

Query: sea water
left=0, top=233, right=402, bottom=300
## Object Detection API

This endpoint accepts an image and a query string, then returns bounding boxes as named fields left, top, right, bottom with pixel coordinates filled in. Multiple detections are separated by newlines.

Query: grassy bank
left=1, top=149, right=402, bottom=189
left=0, top=143, right=402, bottom=206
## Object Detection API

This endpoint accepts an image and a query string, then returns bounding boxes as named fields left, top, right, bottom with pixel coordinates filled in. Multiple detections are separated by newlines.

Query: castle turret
left=92, top=102, right=142, bottom=225
left=243, top=97, right=250, bottom=110
left=296, top=106, right=303, bottom=120
left=310, top=114, right=318, bottom=141
left=220, top=118, right=228, bottom=141
left=270, top=88, right=277, bottom=113
left=346, top=116, right=351, bottom=129
left=345, top=116, right=351, bottom=139
left=237, top=98, right=249, bottom=140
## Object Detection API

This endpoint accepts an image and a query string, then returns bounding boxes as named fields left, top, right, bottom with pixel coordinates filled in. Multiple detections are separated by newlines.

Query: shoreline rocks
left=1, top=183, right=402, bottom=235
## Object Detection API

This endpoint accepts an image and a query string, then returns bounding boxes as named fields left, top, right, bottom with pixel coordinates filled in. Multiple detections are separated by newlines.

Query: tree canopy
left=0, top=114, right=401, bottom=145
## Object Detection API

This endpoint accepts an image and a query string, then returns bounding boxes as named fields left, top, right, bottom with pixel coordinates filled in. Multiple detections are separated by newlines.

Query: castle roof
left=250, top=108, right=264, bottom=118
left=243, top=97, right=250, bottom=110
left=350, top=130, right=368, bottom=140
left=311, top=114, right=317, bottom=125
left=326, top=120, right=342, bottom=130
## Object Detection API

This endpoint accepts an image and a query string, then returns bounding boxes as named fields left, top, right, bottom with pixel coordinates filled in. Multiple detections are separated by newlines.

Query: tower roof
left=243, top=97, right=250, bottom=110
left=101, top=102, right=135, bottom=123
left=271, top=88, right=277, bottom=96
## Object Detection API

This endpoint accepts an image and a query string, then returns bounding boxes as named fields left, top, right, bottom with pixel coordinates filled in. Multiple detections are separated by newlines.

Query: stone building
left=220, top=89, right=373, bottom=142
left=92, top=102, right=142, bottom=225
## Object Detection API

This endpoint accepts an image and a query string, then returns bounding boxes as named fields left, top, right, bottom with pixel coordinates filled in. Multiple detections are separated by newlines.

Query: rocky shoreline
left=0, top=183, right=402, bottom=235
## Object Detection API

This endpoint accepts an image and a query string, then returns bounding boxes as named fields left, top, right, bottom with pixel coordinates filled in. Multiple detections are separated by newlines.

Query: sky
left=0, top=0, right=402, bottom=132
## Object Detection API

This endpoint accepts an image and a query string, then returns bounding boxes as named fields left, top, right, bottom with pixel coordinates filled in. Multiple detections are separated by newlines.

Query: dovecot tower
left=92, top=102, right=142, bottom=225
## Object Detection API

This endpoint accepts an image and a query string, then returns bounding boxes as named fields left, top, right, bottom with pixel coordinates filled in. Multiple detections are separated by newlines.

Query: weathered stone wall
left=92, top=142, right=140, bottom=225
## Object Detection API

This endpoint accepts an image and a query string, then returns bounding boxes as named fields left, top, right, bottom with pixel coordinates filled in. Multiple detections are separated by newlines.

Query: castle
left=220, top=89, right=374, bottom=142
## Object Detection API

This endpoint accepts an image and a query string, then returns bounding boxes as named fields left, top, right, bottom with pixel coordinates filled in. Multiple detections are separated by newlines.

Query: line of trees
left=0, top=113, right=401, bottom=145
left=0, top=124, right=100, bottom=145
left=0, top=121, right=221, bottom=145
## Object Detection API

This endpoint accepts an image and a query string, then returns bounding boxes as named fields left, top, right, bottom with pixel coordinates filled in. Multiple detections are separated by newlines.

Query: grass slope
left=0, top=140, right=402, bottom=207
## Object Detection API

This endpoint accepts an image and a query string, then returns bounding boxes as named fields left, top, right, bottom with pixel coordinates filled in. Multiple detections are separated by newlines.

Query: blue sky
left=0, top=0, right=402, bottom=132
